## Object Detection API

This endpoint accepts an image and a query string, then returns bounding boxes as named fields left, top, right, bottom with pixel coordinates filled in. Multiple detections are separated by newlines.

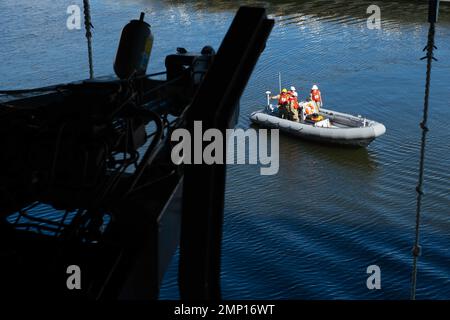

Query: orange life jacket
left=304, top=102, right=315, bottom=115
left=278, top=92, right=290, bottom=105
left=311, top=89, right=321, bottom=102
left=288, top=94, right=299, bottom=109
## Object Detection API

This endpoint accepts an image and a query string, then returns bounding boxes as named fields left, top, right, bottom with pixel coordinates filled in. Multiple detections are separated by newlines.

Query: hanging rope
left=410, top=0, right=439, bottom=300
left=83, top=0, right=94, bottom=79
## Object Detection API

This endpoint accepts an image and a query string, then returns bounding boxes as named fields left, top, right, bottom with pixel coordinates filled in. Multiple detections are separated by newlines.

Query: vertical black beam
left=179, top=7, right=273, bottom=300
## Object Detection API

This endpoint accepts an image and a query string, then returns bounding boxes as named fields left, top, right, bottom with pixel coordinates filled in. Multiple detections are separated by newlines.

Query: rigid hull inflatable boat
left=250, top=106, right=386, bottom=147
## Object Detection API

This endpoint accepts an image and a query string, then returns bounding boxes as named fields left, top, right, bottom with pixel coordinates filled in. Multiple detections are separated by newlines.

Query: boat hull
left=250, top=108, right=386, bottom=147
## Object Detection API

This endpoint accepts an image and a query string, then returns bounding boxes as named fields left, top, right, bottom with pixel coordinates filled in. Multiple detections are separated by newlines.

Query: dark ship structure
left=0, top=7, right=273, bottom=300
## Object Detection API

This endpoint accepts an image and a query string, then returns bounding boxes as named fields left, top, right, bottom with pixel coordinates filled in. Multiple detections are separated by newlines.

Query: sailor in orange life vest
left=290, top=86, right=298, bottom=98
left=271, top=88, right=291, bottom=119
left=301, top=97, right=317, bottom=120
left=310, top=84, right=322, bottom=111
left=288, top=87, right=300, bottom=122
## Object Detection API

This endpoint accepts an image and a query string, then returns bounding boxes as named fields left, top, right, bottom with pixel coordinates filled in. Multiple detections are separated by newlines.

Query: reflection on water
left=130, top=0, right=450, bottom=23
left=157, top=0, right=450, bottom=300
left=1, top=0, right=450, bottom=300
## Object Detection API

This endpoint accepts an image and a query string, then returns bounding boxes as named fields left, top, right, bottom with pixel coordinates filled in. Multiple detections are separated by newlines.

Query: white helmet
left=290, top=86, right=296, bottom=91
left=312, top=85, right=319, bottom=90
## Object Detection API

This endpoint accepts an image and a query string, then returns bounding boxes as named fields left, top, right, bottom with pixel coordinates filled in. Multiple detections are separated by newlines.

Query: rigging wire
left=83, top=0, right=95, bottom=79
left=410, top=0, right=439, bottom=300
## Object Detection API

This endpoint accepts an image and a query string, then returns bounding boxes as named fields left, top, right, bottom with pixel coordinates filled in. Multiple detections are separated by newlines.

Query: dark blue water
left=1, top=0, right=449, bottom=299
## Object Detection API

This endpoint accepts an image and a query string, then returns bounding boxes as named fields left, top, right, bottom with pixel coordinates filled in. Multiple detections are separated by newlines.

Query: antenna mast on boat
left=278, top=72, right=282, bottom=92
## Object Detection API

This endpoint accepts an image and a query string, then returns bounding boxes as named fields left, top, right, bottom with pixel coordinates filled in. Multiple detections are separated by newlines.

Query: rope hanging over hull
left=410, top=0, right=440, bottom=301
left=83, top=0, right=94, bottom=79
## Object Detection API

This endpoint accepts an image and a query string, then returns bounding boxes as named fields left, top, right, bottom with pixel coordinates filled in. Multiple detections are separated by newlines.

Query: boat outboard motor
left=114, top=12, right=154, bottom=79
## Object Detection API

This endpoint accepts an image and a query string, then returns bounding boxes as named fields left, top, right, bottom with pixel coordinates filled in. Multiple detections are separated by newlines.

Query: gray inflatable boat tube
left=250, top=107, right=386, bottom=147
